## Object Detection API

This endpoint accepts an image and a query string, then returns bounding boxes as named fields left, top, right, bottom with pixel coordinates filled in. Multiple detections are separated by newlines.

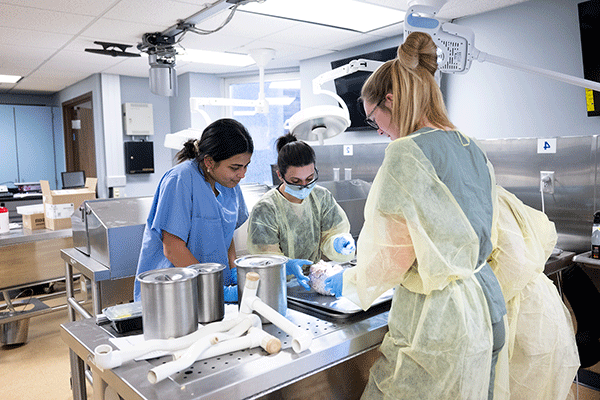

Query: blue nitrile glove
left=333, top=234, right=356, bottom=255
left=224, top=267, right=238, bottom=286
left=224, top=285, right=238, bottom=303
left=286, top=259, right=312, bottom=291
left=324, top=270, right=344, bottom=297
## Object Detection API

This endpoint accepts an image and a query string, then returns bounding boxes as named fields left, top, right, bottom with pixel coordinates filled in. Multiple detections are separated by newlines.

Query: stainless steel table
left=61, top=247, right=135, bottom=400
left=61, top=308, right=389, bottom=400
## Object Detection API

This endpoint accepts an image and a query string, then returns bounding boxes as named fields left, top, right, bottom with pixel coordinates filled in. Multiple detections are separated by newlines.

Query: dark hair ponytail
left=176, top=118, right=254, bottom=164
left=275, top=132, right=315, bottom=177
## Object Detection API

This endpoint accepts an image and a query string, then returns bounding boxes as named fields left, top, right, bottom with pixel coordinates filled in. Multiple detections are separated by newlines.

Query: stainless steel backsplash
left=314, top=135, right=600, bottom=253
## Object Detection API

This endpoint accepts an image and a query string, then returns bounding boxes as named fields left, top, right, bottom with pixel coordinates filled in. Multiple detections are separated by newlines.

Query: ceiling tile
left=1, top=0, right=114, bottom=16
left=0, top=27, right=72, bottom=49
left=102, top=0, right=204, bottom=26
left=0, top=4, right=95, bottom=34
left=81, top=17, right=166, bottom=45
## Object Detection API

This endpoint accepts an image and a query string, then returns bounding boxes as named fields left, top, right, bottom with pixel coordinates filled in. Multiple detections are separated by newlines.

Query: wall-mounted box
left=122, top=103, right=154, bottom=136
left=124, top=141, right=154, bottom=174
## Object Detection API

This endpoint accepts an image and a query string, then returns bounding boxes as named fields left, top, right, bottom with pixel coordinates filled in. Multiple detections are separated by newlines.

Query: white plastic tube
left=239, top=271, right=312, bottom=353
left=197, top=327, right=281, bottom=361
left=148, top=335, right=215, bottom=384
left=148, top=314, right=264, bottom=383
left=250, top=296, right=312, bottom=353
left=94, top=316, right=244, bottom=370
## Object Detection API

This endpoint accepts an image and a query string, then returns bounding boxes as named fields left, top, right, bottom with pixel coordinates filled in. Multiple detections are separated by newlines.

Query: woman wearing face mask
left=134, top=118, right=253, bottom=303
left=246, top=133, right=355, bottom=290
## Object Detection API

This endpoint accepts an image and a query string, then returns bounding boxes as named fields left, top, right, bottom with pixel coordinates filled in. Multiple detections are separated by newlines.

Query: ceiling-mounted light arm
left=405, top=1, right=600, bottom=92
left=312, top=59, right=384, bottom=116
left=190, top=48, right=275, bottom=115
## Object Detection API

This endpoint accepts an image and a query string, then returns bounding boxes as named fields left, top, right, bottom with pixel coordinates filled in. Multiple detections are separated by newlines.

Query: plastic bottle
left=0, top=207, right=9, bottom=234
left=592, top=211, right=600, bottom=259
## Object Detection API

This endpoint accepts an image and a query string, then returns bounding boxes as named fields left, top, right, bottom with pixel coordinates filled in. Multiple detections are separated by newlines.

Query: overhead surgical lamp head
left=285, top=59, right=382, bottom=145
left=404, top=2, right=478, bottom=74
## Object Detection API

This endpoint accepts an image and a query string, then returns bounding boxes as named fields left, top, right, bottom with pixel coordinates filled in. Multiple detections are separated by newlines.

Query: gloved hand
left=224, top=285, right=238, bottom=303
left=286, top=259, right=312, bottom=291
left=333, top=234, right=356, bottom=255
left=224, top=267, right=238, bottom=286
left=324, top=270, right=344, bottom=297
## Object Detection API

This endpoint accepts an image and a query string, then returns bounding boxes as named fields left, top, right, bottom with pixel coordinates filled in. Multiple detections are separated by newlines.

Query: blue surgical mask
left=284, top=180, right=317, bottom=200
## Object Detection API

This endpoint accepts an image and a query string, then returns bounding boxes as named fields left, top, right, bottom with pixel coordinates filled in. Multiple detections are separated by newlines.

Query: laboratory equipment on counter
left=138, top=267, right=199, bottom=340
left=187, top=263, right=226, bottom=323
left=93, top=271, right=311, bottom=385
left=71, top=196, right=152, bottom=279
left=592, top=211, right=600, bottom=259
left=235, top=254, right=288, bottom=323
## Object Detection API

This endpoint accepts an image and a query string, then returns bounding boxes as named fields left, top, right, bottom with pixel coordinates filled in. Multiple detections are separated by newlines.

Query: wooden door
left=62, top=93, right=97, bottom=182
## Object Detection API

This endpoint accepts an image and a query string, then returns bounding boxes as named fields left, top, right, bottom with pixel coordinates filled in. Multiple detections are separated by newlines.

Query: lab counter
left=0, top=227, right=73, bottom=291
left=60, top=307, right=389, bottom=400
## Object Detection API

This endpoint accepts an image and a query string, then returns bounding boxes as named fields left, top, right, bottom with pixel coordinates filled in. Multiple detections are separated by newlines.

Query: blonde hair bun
left=398, top=32, right=438, bottom=76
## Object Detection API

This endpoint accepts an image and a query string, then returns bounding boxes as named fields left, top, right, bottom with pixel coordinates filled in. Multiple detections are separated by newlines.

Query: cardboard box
left=16, top=204, right=45, bottom=230
left=40, top=178, right=97, bottom=230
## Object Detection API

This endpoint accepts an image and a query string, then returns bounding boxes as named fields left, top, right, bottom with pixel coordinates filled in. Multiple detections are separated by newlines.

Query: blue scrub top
left=134, top=159, right=248, bottom=301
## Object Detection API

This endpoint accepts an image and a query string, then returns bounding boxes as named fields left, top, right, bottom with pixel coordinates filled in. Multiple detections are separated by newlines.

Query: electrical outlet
left=113, top=187, right=121, bottom=198
left=540, top=171, right=555, bottom=194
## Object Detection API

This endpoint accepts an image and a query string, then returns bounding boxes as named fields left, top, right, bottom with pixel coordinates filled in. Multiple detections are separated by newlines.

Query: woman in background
left=488, top=186, right=579, bottom=399
left=134, top=118, right=253, bottom=303
left=247, top=133, right=355, bottom=289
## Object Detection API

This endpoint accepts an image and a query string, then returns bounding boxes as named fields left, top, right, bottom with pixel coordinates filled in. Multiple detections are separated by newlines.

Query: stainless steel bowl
left=235, top=255, right=288, bottom=323
left=187, top=263, right=226, bottom=323
left=138, top=267, right=199, bottom=340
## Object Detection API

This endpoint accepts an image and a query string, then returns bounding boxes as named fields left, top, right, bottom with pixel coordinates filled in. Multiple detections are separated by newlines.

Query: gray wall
left=445, top=0, right=600, bottom=139
left=118, top=76, right=173, bottom=197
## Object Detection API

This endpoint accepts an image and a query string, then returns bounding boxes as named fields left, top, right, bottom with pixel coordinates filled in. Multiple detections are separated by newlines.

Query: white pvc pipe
left=250, top=297, right=312, bottom=353
left=148, top=335, right=215, bottom=384
left=196, top=327, right=281, bottom=361
left=148, top=314, right=264, bottom=383
left=94, top=317, right=242, bottom=370
left=239, top=272, right=260, bottom=316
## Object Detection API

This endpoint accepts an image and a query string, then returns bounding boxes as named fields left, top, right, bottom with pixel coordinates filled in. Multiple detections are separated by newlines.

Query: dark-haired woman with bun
left=134, top=118, right=253, bottom=303
left=323, top=32, right=507, bottom=399
left=247, top=133, right=355, bottom=290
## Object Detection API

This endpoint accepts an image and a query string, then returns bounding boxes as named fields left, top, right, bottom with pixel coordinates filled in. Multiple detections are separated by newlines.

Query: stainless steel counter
left=60, top=307, right=389, bottom=400
left=0, top=226, right=71, bottom=247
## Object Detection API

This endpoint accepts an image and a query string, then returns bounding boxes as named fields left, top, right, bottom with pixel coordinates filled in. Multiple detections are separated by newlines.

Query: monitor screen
left=61, top=171, right=86, bottom=189
left=331, top=47, right=397, bottom=130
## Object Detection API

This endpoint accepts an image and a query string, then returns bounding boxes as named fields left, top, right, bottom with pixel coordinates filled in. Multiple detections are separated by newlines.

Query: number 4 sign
left=537, top=138, right=557, bottom=154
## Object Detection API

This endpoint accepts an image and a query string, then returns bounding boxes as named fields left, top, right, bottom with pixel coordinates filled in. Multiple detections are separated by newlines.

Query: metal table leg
left=65, top=259, right=88, bottom=400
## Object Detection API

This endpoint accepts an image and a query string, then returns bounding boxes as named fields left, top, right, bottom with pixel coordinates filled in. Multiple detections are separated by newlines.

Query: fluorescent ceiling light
left=240, top=0, right=404, bottom=33
left=176, top=48, right=254, bottom=66
left=0, top=74, right=21, bottom=83
left=269, top=80, right=301, bottom=90
left=266, top=96, right=295, bottom=105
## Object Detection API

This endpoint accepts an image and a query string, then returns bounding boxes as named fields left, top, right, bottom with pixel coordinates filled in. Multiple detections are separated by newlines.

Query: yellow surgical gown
left=345, top=129, right=503, bottom=400
left=489, top=186, right=579, bottom=400
left=247, top=185, right=354, bottom=263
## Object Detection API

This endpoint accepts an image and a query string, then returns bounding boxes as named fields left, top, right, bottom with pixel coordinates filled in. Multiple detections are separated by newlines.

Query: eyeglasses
left=283, top=168, right=319, bottom=189
left=364, top=98, right=384, bottom=130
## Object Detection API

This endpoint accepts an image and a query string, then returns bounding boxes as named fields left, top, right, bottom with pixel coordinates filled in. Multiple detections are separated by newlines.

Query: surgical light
left=284, top=59, right=383, bottom=145
left=404, top=0, right=600, bottom=92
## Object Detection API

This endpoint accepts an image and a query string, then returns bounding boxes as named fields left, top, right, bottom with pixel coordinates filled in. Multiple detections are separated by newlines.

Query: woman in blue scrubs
left=134, top=118, right=253, bottom=303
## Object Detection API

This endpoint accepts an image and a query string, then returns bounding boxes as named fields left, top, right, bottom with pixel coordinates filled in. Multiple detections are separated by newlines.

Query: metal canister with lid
left=235, top=255, right=288, bottom=323
left=137, top=267, right=199, bottom=340
left=187, top=263, right=226, bottom=323
left=592, top=211, right=600, bottom=259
